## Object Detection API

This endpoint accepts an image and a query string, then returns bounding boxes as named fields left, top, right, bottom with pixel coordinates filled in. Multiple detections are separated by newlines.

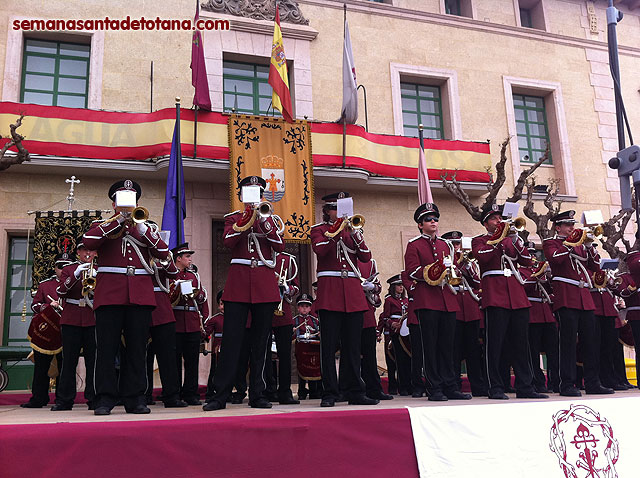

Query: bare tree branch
left=522, top=177, right=562, bottom=240
left=505, top=147, right=550, bottom=203
left=0, top=115, right=30, bottom=171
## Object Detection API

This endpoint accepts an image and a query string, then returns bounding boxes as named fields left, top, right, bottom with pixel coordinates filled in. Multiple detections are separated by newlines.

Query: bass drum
left=295, top=340, right=321, bottom=381
left=27, top=304, right=62, bottom=355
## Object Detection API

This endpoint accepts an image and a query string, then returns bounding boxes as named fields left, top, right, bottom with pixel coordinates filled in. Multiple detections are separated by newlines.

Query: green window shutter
left=513, top=94, right=552, bottom=165
left=401, top=82, right=444, bottom=140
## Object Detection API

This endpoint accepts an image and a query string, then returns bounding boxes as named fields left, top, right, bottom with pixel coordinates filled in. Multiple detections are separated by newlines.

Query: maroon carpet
left=1, top=408, right=419, bottom=478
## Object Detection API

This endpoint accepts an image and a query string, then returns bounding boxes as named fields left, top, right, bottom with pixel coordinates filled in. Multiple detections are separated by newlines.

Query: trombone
left=323, top=214, right=366, bottom=238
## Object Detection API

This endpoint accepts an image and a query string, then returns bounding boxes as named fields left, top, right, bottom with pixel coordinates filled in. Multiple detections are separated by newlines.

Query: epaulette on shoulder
left=311, top=222, right=326, bottom=229
left=224, top=210, right=241, bottom=218
left=408, top=235, right=422, bottom=243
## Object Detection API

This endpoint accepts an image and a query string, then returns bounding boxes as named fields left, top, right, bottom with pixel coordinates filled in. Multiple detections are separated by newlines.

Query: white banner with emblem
left=408, top=397, right=640, bottom=478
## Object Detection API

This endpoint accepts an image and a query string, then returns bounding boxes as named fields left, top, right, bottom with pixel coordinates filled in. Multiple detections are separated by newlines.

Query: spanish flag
left=268, top=5, right=294, bottom=123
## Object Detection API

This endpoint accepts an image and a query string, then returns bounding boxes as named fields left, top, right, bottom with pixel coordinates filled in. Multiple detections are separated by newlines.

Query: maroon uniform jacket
left=381, top=294, right=408, bottom=335
left=453, top=256, right=482, bottom=322
left=293, top=313, right=320, bottom=342
left=472, top=233, right=532, bottom=310
left=173, top=268, right=209, bottom=334
left=521, top=267, right=555, bottom=324
left=591, top=285, right=620, bottom=318
left=272, top=253, right=300, bottom=328
left=57, top=262, right=96, bottom=327
left=358, top=259, right=382, bottom=329
left=83, top=217, right=169, bottom=309
left=31, top=276, right=60, bottom=314
left=542, top=237, right=599, bottom=311
left=204, top=312, right=224, bottom=351
left=150, top=261, right=177, bottom=327
left=619, top=271, right=640, bottom=321
left=400, top=270, right=418, bottom=326
left=311, top=222, right=371, bottom=313
left=404, top=234, right=459, bottom=313
left=221, top=211, right=284, bottom=304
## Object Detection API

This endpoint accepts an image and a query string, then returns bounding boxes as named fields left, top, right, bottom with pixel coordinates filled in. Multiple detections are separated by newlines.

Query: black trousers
left=417, top=309, right=458, bottom=395
left=612, top=331, right=630, bottom=386
left=94, top=305, right=152, bottom=410
left=454, top=320, right=488, bottom=395
left=27, top=351, right=61, bottom=406
left=175, top=331, right=201, bottom=401
left=361, top=327, right=383, bottom=396
left=146, top=322, right=180, bottom=403
left=596, top=315, right=618, bottom=387
left=319, top=310, right=365, bottom=400
left=630, top=321, right=640, bottom=385
left=528, top=322, right=559, bottom=392
left=210, top=301, right=276, bottom=404
left=557, top=307, right=601, bottom=392
left=484, top=307, right=535, bottom=395
left=205, top=352, right=219, bottom=402
left=57, top=325, right=96, bottom=407
left=231, top=331, right=252, bottom=399
left=265, top=324, right=293, bottom=399
left=391, top=334, right=412, bottom=393
left=409, top=324, right=426, bottom=393
left=383, top=335, right=398, bottom=393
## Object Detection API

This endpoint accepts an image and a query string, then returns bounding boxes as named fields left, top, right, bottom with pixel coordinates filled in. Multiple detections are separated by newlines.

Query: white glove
left=443, top=257, right=453, bottom=267
left=362, top=281, right=375, bottom=291
left=136, top=221, right=148, bottom=235
left=74, top=262, right=91, bottom=279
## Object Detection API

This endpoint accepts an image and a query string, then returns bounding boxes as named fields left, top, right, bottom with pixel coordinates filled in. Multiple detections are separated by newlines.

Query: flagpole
left=342, top=3, right=347, bottom=169
left=193, top=105, right=198, bottom=159
left=419, top=123, right=424, bottom=151
left=176, top=97, right=184, bottom=244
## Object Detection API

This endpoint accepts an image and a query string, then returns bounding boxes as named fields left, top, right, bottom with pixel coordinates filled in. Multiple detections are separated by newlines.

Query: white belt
left=231, top=258, right=266, bottom=267
left=481, top=269, right=512, bottom=278
left=214, top=333, right=222, bottom=338
left=317, top=271, right=358, bottom=279
left=626, top=306, right=640, bottom=311
left=65, top=298, right=83, bottom=305
left=527, top=297, right=543, bottom=303
left=390, top=315, right=402, bottom=319
left=153, top=287, right=163, bottom=292
left=553, top=277, right=585, bottom=288
left=173, top=306, right=197, bottom=312
left=98, top=266, right=151, bottom=276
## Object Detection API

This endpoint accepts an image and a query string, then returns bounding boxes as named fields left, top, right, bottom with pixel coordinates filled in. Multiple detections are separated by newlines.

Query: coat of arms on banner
left=261, top=154, right=285, bottom=203
left=550, top=404, right=619, bottom=478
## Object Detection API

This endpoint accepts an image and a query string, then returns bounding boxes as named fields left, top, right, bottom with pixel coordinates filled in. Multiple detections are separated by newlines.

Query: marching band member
left=401, top=270, right=426, bottom=398
left=405, top=203, right=470, bottom=401
left=521, top=241, right=559, bottom=394
left=172, top=243, right=209, bottom=405
left=21, top=254, right=71, bottom=408
left=472, top=204, right=547, bottom=400
left=204, top=290, right=224, bottom=403
left=377, top=297, right=398, bottom=395
left=357, top=259, right=392, bottom=401
left=83, top=179, right=170, bottom=415
left=310, top=192, right=378, bottom=407
left=542, top=210, right=613, bottom=396
left=380, top=275, right=410, bottom=396
left=443, top=231, right=487, bottom=397
left=204, top=176, right=284, bottom=411
left=265, top=252, right=300, bottom=405
left=293, top=293, right=322, bottom=399
left=144, top=227, right=187, bottom=409
left=52, top=239, right=98, bottom=411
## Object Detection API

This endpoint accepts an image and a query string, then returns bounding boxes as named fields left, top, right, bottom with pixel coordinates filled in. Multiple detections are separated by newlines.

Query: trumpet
left=584, top=225, right=604, bottom=244
left=131, top=206, right=149, bottom=224
left=232, top=201, right=275, bottom=232
left=82, top=258, right=96, bottom=297
left=563, top=225, right=604, bottom=248
left=487, top=217, right=527, bottom=245
left=324, top=214, right=366, bottom=238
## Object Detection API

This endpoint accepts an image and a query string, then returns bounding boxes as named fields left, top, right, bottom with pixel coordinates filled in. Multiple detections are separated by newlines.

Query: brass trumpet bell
left=257, top=201, right=273, bottom=218
left=132, top=206, right=149, bottom=224
left=350, top=214, right=365, bottom=229
left=513, top=217, right=527, bottom=232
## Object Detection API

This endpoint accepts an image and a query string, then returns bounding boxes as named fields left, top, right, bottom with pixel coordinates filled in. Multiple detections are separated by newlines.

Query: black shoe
left=336, top=393, right=348, bottom=403
left=230, top=395, right=245, bottom=405
left=472, top=391, right=488, bottom=397
left=348, top=396, right=379, bottom=405
left=446, top=391, right=472, bottom=400
left=320, top=397, right=335, bottom=407
left=279, top=397, right=300, bottom=405
left=586, top=386, right=614, bottom=395
left=164, top=399, right=189, bottom=408
left=203, top=400, right=226, bottom=411
left=20, top=401, right=46, bottom=408
left=250, top=398, right=273, bottom=409
left=535, top=386, right=550, bottom=394
left=516, top=391, right=549, bottom=399
left=94, top=406, right=111, bottom=416
left=51, top=404, right=73, bottom=411
left=488, top=392, right=509, bottom=400
left=184, top=398, right=202, bottom=406
left=398, top=390, right=410, bottom=396
left=126, top=404, right=151, bottom=414
left=368, top=392, right=394, bottom=401
left=411, top=391, right=425, bottom=398
left=610, top=383, right=627, bottom=391
left=298, top=390, right=308, bottom=400
left=428, top=392, right=448, bottom=402
left=560, top=387, right=582, bottom=397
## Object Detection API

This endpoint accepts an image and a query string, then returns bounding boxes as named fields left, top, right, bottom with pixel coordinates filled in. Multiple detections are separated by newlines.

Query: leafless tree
left=0, top=115, right=30, bottom=171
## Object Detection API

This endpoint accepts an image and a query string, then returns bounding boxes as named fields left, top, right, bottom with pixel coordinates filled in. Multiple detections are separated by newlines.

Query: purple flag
left=191, top=1, right=211, bottom=110
left=161, top=119, right=186, bottom=250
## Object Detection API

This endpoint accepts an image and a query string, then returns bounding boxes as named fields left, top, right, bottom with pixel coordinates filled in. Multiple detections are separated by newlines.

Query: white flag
left=341, top=20, right=358, bottom=124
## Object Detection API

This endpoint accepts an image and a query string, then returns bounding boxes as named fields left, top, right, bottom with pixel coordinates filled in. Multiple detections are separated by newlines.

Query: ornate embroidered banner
left=228, top=114, right=314, bottom=243
left=32, top=210, right=103, bottom=293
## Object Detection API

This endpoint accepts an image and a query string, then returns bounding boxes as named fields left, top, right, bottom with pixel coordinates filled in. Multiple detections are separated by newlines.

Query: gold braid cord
left=563, top=229, right=587, bottom=248
left=232, top=209, right=257, bottom=232
left=423, top=262, right=448, bottom=286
